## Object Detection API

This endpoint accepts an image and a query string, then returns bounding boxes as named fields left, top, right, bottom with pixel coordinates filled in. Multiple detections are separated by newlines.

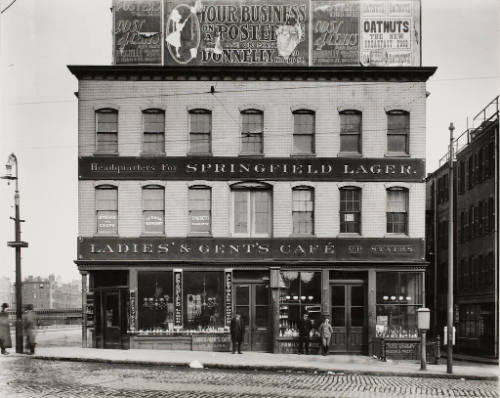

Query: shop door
left=100, top=289, right=126, bottom=349
left=330, top=283, right=366, bottom=354
left=234, top=283, right=271, bottom=352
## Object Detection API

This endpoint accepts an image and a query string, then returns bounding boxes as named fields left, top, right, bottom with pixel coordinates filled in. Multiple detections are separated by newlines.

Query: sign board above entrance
left=112, top=0, right=421, bottom=66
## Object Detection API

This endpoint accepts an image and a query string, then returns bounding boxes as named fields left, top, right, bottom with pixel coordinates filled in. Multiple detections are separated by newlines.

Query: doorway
left=95, top=288, right=128, bottom=349
left=330, top=283, right=367, bottom=353
left=234, top=283, right=271, bottom=352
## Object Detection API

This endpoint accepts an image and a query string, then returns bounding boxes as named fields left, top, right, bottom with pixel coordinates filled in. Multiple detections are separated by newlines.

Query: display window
left=183, top=272, right=224, bottom=330
left=279, top=271, right=321, bottom=337
left=138, top=271, right=173, bottom=331
left=375, top=272, right=422, bottom=338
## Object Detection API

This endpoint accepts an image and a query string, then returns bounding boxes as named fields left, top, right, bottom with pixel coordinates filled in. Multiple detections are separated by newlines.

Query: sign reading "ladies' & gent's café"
left=79, top=157, right=425, bottom=182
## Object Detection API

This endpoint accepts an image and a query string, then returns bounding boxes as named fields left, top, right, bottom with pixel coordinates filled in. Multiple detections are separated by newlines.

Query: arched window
left=95, top=185, right=118, bottom=234
left=293, top=110, right=315, bottom=155
left=231, top=182, right=271, bottom=236
left=96, top=108, right=118, bottom=153
left=143, top=109, right=165, bottom=155
left=142, top=185, right=164, bottom=234
left=386, top=187, right=408, bottom=234
left=387, top=110, right=409, bottom=154
left=188, top=185, right=211, bottom=234
left=241, top=109, right=263, bottom=155
left=292, top=186, right=314, bottom=235
left=340, top=110, right=362, bottom=154
left=339, top=186, right=361, bottom=233
left=189, top=109, right=211, bottom=154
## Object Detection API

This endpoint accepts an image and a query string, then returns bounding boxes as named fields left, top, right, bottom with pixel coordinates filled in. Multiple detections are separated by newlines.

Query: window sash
left=96, top=188, right=117, bottom=211
left=190, top=132, right=211, bottom=153
left=96, top=132, right=118, bottom=153
left=340, top=188, right=361, bottom=233
left=97, top=210, right=118, bottom=234
left=143, top=188, right=164, bottom=211
left=97, top=111, right=118, bottom=133
left=144, top=111, right=165, bottom=133
left=233, top=190, right=271, bottom=236
left=387, top=112, right=409, bottom=153
left=189, top=188, right=211, bottom=234
left=241, top=132, right=263, bottom=154
left=143, top=210, right=164, bottom=234
left=387, top=212, right=408, bottom=234
left=241, top=111, right=263, bottom=154
left=387, top=190, right=408, bottom=212
left=143, top=132, right=165, bottom=154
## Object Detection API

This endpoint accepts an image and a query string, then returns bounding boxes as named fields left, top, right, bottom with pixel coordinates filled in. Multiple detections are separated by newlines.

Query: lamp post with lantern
left=1, top=153, right=28, bottom=353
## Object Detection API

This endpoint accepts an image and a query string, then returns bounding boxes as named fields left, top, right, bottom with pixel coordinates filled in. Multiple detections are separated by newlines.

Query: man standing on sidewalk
left=298, top=312, right=312, bottom=355
left=230, top=313, right=244, bottom=354
left=22, top=304, right=36, bottom=355
left=318, top=316, right=333, bottom=356
left=0, top=303, right=12, bottom=355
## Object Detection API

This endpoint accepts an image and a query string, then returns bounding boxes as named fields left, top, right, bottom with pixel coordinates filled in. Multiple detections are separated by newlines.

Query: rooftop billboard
left=112, top=0, right=421, bottom=66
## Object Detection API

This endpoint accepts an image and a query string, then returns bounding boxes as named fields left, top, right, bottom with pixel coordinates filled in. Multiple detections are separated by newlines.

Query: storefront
left=78, top=237, right=426, bottom=356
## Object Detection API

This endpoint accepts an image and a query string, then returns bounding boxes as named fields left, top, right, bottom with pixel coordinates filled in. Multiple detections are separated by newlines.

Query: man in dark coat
left=0, top=303, right=12, bottom=355
left=230, top=313, right=244, bottom=354
left=23, top=304, right=36, bottom=355
left=298, top=312, right=312, bottom=354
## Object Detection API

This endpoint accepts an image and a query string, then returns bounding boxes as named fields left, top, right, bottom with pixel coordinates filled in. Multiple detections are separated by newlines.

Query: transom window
left=189, top=109, right=211, bottom=154
left=387, top=110, right=409, bottom=154
left=241, top=109, right=263, bottom=155
left=339, top=187, right=361, bottom=233
left=340, top=110, right=362, bottom=154
left=96, top=185, right=118, bottom=234
left=293, top=110, right=315, bottom=154
left=292, top=187, right=314, bottom=235
left=96, top=109, right=118, bottom=153
left=386, top=188, right=408, bottom=234
left=232, top=183, right=271, bottom=237
left=142, top=185, right=164, bottom=234
left=143, top=109, right=165, bottom=154
left=189, top=186, right=211, bottom=234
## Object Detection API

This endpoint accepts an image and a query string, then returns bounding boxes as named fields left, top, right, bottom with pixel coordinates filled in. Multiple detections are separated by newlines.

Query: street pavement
left=0, top=355, right=498, bottom=398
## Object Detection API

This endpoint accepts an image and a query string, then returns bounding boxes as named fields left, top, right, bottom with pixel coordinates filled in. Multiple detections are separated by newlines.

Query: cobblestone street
left=0, top=356, right=498, bottom=398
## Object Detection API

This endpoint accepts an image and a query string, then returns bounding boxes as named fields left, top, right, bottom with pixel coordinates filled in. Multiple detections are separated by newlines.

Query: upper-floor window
left=458, top=160, right=466, bottom=194
left=189, top=109, right=211, bottom=154
left=96, top=185, right=118, bottom=234
left=340, top=187, right=361, bottom=233
left=293, top=110, right=315, bottom=155
left=487, top=141, right=495, bottom=178
left=386, top=187, right=408, bottom=234
left=340, top=110, right=362, bottom=154
left=292, top=187, right=314, bottom=235
left=241, top=109, right=263, bottom=155
left=143, top=109, right=165, bottom=155
left=96, top=108, right=118, bottom=153
left=188, top=186, right=211, bottom=235
left=232, top=182, right=271, bottom=237
left=142, top=185, right=164, bottom=234
left=387, top=110, right=409, bottom=154
left=468, top=155, right=474, bottom=189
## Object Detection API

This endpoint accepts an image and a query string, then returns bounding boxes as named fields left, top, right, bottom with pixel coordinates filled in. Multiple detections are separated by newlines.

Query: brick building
left=18, top=275, right=56, bottom=310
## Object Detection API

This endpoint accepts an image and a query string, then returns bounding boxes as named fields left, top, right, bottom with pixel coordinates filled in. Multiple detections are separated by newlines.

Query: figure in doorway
left=318, top=315, right=333, bottom=356
left=230, top=313, right=244, bottom=354
left=298, top=312, right=312, bottom=355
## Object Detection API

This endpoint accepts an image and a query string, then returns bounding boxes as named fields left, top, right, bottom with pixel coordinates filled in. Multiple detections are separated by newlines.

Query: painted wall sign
left=224, top=269, right=233, bottom=326
left=77, top=237, right=425, bottom=262
left=79, top=157, right=425, bottom=182
left=173, top=269, right=183, bottom=326
left=113, top=0, right=163, bottom=64
left=312, top=0, right=359, bottom=65
left=164, top=0, right=309, bottom=66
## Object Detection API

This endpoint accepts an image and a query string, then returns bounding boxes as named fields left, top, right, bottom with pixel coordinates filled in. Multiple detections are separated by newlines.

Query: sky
left=0, top=0, right=499, bottom=282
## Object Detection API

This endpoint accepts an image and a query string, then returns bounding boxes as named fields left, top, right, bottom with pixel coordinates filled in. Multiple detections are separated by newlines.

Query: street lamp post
left=447, top=123, right=455, bottom=374
left=1, top=153, right=28, bottom=354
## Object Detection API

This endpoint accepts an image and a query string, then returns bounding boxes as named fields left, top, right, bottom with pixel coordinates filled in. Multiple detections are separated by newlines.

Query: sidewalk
left=18, top=347, right=499, bottom=380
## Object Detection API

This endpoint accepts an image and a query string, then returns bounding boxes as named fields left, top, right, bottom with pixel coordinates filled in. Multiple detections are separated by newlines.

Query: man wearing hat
left=0, top=303, right=12, bottom=355
left=23, top=304, right=36, bottom=355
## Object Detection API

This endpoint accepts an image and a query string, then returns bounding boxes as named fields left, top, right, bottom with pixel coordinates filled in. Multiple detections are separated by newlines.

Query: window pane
left=190, top=111, right=211, bottom=133
left=255, top=306, right=269, bottom=327
left=255, top=285, right=269, bottom=305
left=376, top=305, right=418, bottom=338
left=143, top=132, right=165, bottom=154
left=236, top=285, right=249, bottom=305
left=144, top=111, right=165, bottom=133
left=293, top=189, right=313, bottom=234
left=332, top=307, right=345, bottom=326
left=184, top=272, right=224, bottom=329
left=388, top=134, right=408, bottom=153
left=293, top=135, right=313, bottom=154
left=144, top=210, right=164, bottom=233
left=143, top=187, right=164, bottom=210
left=138, top=271, right=173, bottom=330
left=190, top=133, right=211, bottom=153
left=294, top=112, right=314, bottom=135
left=97, top=110, right=118, bottom=132
left=376, top=272, right=422, bottom=304
left=340, top=112, right=361, bottom=133
left=97, top=210, right=117, bottom=234
left=254, top=191, right=271, bottom=234
left=189, top=188, right=211, bottom=234
left=234, top=191, right=248, bottom=233
left=351, top=307, right=364, bottom=327
left=331, top=285, right=345, bottom=307
left=351, top=286, right=364, bottom=306
left=340, top=134, right=360, bottom=152
left=387, top=190, right=408, bottom=212
left=96, top=133, right=118, bottom=153
left=96, top=188, right=117, bottom=210
left=241, top=110, right=263, bottom=154
left=241, top=132, right=263, bottom=154
left=388, top=112, right=409, bottom=135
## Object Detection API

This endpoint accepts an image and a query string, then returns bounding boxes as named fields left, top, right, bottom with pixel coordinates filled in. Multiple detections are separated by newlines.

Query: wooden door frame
left=96, top=287, right=128, bottom=349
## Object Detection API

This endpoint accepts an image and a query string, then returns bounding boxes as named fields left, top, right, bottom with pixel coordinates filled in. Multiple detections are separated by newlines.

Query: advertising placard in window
left=225, top=270, right=233, bottom=326
left=164, top=0, right=309, bottom=66
left=97, top=212, right=117, bottom=233
left=113, top=0, right=163, bottom=64
left=173, top=269, right=183, bottom=326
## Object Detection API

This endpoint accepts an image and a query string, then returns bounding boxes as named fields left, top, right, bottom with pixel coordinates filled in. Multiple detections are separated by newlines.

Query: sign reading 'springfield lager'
left=112, top=0, right=421, bottom=66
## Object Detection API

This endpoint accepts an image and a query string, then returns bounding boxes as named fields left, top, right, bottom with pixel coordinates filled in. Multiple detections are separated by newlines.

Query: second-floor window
left=189, top=109, right=211, bottom=154
left=387, top=110, right=409, bottom=154
left=96, top=109, right=118, bottom=153
left=292, top=187, right=314, bottom=234
left=232, top=183, right=271, bottom=236
left=340, top=110, right=362, bottom=154
left=386, top=188, right=408, bottom=234
left=340, top=187, right=361, bottom=233
left=241, top=109, right=263, bottom=155
left=143, top=185, right=164, bottom=234
left=293, top=110, right=315, bottom=154
left=143, top=109, right=165, bottom=154
left=96, top=185, right=118, bottom=234
left=189, top=186, right=211, bottom=234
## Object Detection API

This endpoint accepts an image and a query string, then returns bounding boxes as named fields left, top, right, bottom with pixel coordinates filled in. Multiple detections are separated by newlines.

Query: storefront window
left=138, top=272, right=173, bottom=331
left=183, top=272, right=224, bottom=330
left=376, top=272, right=422, bottom=338
left=279, top=271, right=321, bottom=336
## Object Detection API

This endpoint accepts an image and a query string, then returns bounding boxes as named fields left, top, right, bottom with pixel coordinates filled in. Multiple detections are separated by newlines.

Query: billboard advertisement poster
left=164, top=0, right=309, bottom=66
left=359, top=0, right=420, bottom=66
left=311, top=0, right=359, bottom=65
left=113, top=0, right=163, bottom=64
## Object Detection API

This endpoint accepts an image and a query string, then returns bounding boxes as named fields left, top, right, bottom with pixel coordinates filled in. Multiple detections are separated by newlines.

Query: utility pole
left=1, top=153, right=28, bottom=354
left=447, top=123, right=455, bottom=374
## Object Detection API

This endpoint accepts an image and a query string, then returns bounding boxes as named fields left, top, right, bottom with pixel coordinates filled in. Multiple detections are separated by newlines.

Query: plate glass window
left=189, top=186, right=211, bottom=234
left=340, top=111, right=362, bottom=153
left=96, top=185, right=118, bottom=234
left=143, top=109, right=165, bottom=154
left=292, top=187, right=314, bottom=235
left=387, top=110, right=409, bottom=154
left=232, top=184, right=272, bottom=237
left=96, top=109, right=118, bottom=153
left=143, top=186, right=164, bottom=234
left=189, top=109, right=211, bottom=154
left=340, top=187, right=361, bottom=233
left=241, top=109, right=263, bottom=155
left=386, top=188, right=408, bottom=234
left=293, top=110, right=315, bottom=154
